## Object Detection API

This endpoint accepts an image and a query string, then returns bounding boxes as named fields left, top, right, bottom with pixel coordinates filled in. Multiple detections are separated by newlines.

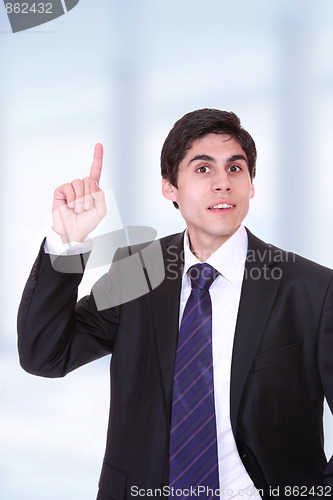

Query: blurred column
left=274, top=0, right=318, bottom=252
left=110, top=0, right=148, bottom=227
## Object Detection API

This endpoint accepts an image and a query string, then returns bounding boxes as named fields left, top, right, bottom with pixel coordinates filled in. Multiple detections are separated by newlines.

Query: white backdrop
left=1, top=1, right=333, bottom=498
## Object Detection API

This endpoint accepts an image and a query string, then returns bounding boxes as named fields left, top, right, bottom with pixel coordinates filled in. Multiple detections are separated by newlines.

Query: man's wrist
left=45, top=228, right=93, bottom=256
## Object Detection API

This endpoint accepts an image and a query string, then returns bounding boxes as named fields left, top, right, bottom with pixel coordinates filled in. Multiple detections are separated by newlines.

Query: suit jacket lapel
left=230, top=229, right=283, bottom=436
left=152, top=232, right=184, bottom=425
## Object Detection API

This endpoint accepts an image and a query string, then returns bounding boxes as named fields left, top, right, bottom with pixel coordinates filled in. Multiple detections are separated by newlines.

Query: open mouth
left=208, top=203, right=235, bottom=210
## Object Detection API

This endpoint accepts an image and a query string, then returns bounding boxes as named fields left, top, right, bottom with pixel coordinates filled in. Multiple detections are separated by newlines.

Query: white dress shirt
left=181, top=225, right=262, bottom=499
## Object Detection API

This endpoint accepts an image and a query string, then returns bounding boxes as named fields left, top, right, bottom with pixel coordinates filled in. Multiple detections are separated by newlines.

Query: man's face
left=162, top=133, right=254, bottom=257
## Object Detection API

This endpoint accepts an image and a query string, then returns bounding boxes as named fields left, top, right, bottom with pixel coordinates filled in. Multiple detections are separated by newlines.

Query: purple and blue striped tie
left=169, top=263, right=220, bottom=499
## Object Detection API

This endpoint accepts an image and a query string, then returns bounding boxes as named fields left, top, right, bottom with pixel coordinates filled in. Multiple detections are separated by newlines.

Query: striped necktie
left=169, top=263, right=220, bottom=499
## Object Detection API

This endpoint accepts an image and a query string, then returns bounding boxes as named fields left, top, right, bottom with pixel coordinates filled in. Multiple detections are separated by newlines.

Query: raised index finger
left=90, top=143, right=103, bottom=185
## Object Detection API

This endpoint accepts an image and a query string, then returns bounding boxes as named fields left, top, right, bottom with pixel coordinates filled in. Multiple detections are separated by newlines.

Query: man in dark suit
left=18, top=109, right=333, bottom=499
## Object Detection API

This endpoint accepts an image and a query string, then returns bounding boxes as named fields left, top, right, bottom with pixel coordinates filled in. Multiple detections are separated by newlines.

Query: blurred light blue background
left=1, top=0, right=333, bottom=498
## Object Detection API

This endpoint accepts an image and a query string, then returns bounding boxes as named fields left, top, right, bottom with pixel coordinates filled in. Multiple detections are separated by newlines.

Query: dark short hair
left=161, top=108, right=257, bottom=188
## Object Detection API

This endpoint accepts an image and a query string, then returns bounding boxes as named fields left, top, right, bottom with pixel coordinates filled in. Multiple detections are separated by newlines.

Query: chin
left=212, top=226, right=236, bottom=237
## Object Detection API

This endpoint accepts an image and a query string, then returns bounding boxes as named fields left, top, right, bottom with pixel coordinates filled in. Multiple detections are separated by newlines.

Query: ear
left=250, top=182, right=255, bottom=199
left=162, top=178, right=178, bottom=202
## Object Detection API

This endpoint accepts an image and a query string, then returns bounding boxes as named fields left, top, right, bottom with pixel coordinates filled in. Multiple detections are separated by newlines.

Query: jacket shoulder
left=246, top=228, right=333, bottom=280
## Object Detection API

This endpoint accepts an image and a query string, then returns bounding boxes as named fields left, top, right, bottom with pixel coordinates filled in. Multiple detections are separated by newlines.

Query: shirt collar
left=183, top=225, right=248, bottom=286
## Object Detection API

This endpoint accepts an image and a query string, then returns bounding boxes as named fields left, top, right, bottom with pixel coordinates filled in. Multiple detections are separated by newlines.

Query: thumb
left=90, top=179, right=100, bottom=194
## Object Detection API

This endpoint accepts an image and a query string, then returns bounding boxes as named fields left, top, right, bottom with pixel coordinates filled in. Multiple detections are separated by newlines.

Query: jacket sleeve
left=17, top=241, right=120, bottom=378
left=318, top=276, right=333, bottom=491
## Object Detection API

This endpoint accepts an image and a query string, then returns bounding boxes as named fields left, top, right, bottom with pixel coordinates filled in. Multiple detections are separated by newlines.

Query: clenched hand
left=52, top=143, right=107, bottom=243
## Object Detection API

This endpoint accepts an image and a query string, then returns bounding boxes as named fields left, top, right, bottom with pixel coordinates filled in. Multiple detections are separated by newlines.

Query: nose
left=211, top=169, right=231, bottom=192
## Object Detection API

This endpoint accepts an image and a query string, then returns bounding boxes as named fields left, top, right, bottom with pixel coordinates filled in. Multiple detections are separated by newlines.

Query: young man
left=18, top=109, right=333, bottom=499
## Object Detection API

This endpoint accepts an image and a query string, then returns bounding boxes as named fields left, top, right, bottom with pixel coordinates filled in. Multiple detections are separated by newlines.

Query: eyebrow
left=188, top=153, right=248, bottom=165
left=227, top=154, right=248, bottom=164
left=188, top=154, right=215, bottom=164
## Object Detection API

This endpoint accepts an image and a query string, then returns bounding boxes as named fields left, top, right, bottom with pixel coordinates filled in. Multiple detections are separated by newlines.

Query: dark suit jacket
left=17, top=229, right=333, bottom=499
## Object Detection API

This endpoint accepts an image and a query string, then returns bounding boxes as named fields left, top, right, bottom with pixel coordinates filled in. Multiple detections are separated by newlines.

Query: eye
left=227, top=164, right=241, bottom=173
left=196, top=165, right=212, bottom=173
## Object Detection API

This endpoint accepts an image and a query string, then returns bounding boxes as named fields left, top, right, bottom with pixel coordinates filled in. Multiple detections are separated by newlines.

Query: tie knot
left=188, top=263, right=219, bottom=291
